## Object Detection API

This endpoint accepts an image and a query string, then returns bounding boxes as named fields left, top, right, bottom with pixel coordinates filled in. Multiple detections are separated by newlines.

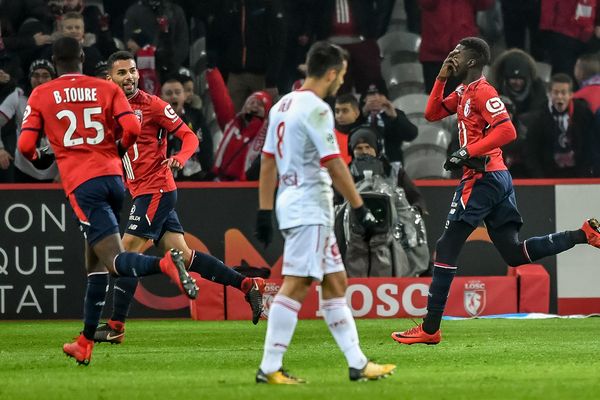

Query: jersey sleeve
left=304, top=104, right=340, bottom=163
left=424, top=78, right=459, bottom=121
left=466, top=85, right=516, bottom=156
left=153, top=96, right=185, bottom=133
left=475, top=85, right=511, bottom=128
left=18, top=89, right=43, bottom=160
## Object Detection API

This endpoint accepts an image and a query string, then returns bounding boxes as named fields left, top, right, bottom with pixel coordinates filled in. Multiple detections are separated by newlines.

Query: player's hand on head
left=254, top=209, right=273, bottom=249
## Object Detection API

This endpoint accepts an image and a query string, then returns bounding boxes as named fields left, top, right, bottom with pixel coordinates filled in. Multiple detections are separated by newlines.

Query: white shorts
left=281, top=225, right=345, bottom=281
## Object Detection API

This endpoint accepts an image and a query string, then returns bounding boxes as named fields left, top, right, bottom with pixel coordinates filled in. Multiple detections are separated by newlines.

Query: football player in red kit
left=18, top=37, right=198, bottom=365
left=390, top=37, right=600, bottom=345
left=92, top=51, right=265, bottom=344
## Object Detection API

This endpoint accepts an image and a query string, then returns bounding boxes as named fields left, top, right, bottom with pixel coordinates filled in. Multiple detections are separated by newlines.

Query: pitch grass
left=1, top=319, right=599, bottom=400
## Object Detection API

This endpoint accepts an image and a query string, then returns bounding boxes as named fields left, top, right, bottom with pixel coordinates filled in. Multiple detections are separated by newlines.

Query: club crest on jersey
left=485, top=97, right=505, bottom=113
left=464, top=280, right=486, bottom=317
left=463, top=98, right=471, bottom=117
left=133, top=109, right=143, bottom=124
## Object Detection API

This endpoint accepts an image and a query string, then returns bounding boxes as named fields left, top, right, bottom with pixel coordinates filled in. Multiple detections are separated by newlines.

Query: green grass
left=1, top=319, right=599, bottom=400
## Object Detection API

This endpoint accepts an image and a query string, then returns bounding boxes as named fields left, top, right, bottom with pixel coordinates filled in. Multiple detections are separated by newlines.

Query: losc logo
left=485, top=97, right=505, bottom=113
left=261, top=281, right=282, bottom=318
left=464, top=280, right=486, bottom=316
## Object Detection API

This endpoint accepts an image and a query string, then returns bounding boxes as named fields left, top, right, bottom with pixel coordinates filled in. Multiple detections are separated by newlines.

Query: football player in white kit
left=254, top=41, right=397, bottom=384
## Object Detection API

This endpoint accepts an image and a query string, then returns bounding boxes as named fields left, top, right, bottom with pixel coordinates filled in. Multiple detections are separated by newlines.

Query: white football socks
left=321, top=297, right=367, bottom=370
left=259, top=294, right=301, bottom=374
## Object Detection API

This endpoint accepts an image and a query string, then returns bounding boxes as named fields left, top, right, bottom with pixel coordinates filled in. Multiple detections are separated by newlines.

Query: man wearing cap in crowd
left=348, top=125, right=427, bottom=214
left=360, top=81, right=418, bottom=167
left=0, top=59, right=59, bottom=182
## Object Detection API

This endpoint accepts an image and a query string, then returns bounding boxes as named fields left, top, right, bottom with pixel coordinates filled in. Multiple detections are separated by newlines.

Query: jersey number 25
left=56, top=107, right=105, bottom=147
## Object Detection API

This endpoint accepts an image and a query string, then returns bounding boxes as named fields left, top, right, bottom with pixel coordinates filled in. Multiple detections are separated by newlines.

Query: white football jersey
left=262, top=90, right=340, bottom=229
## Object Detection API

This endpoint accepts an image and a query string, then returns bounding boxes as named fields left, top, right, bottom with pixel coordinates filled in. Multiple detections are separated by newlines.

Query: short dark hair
left=335, top=93, right=359, bottom=109
left=52, top=36, right=82, bottom=64
left=550, top=73, right=573, bottom=89
left=162, top=78, right=183, bottom=87
left=576, top=52, right=600, bottom=80
left=459, top=37, right=491, bottom=67
left=306, top=41, right=348, bottom=78
left=107, top=51, right=135, bottom=70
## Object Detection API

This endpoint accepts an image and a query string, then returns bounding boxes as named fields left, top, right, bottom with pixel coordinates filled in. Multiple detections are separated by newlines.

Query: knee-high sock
left=111, top=277, right=138, bottom=323
left=259, top=294, right=301, bottom=374
left=423, top=263, right=457, bottom=334
left=522, top=230, right=585, bottom=262
left=188, top=250, right=245, bottom=289
left=321, top=297, right=367, bottom=370
left=114, top=252, right=161, bottom=277
left=82, top=272, right=109, bottom=340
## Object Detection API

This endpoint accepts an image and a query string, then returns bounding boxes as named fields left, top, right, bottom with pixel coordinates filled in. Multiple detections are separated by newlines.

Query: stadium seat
left=402, top=125, right=451, bottom=151
left=535, top=62, right=552, bottom=84
left=189, top=37, right=207, bottom=74
left=113, top=37, right=125, bottom=51
left=392, top=93, right=429, bottom=116
left=383, top=62, right=425, bottom=100
left=377, top=31, right=421, bottom=64
left=403, top=147, right=450, bottom=179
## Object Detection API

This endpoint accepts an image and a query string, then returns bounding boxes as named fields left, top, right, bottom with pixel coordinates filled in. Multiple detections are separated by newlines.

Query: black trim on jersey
left=441, top=102, right=453, bottom=115
left=21, top=127, right=42, bottom=132
left=115, top=111, right=135, bottom=120
left=168, top=121, right=185, bottom=134
left=491, top=118, right=511, bottom=128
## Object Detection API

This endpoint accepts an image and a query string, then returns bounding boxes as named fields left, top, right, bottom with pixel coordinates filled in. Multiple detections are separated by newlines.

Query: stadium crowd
left=0, top=0, right=599, bottom=184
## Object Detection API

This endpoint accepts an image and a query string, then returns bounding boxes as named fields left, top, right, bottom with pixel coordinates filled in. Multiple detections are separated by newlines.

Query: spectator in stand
left=574, top=51, right=600, bottom=113
left=361, top=82, right=418, bottom=166
left=334, top=93, right=361, bottom=163
left=419, top=0, right=494, bottom=94
left=490, top=48, right=548, bottom=118
left=0, top=59, right=59, bottom=183
left=160, top=77, right=210, bottom=180
left=539, top=0, right=600, bottom=77
left=179, top=74, right=202, bottom=111
left=208, top=0, right=285, bottom=112
left=500, top=0, right=544, bottom=61
left=499, top=96, right=530, bottom=178
left=207, top=67, right=272, bottom=181
left=124, top=0, right=189, bottom=73
left=525, top=73, right=596, bottom=178
left=313, top=0, right=393, bottom=95
left=42, top=12, right=103, bottom=76
left=0, top=0, right=54, bottom=72
left=279, top=0, right=317, bottom=93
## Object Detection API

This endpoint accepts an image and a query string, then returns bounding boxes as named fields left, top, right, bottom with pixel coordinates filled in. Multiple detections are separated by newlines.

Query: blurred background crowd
left=0, top=0, right=599, bottom=185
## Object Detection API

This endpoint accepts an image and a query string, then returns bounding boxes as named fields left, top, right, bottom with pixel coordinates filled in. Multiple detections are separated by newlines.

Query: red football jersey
left=121, top=90, right=185, bottom=198
left=20, top=74, right=135, bottom=194
left=440, top=78, right=512, bottom=177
